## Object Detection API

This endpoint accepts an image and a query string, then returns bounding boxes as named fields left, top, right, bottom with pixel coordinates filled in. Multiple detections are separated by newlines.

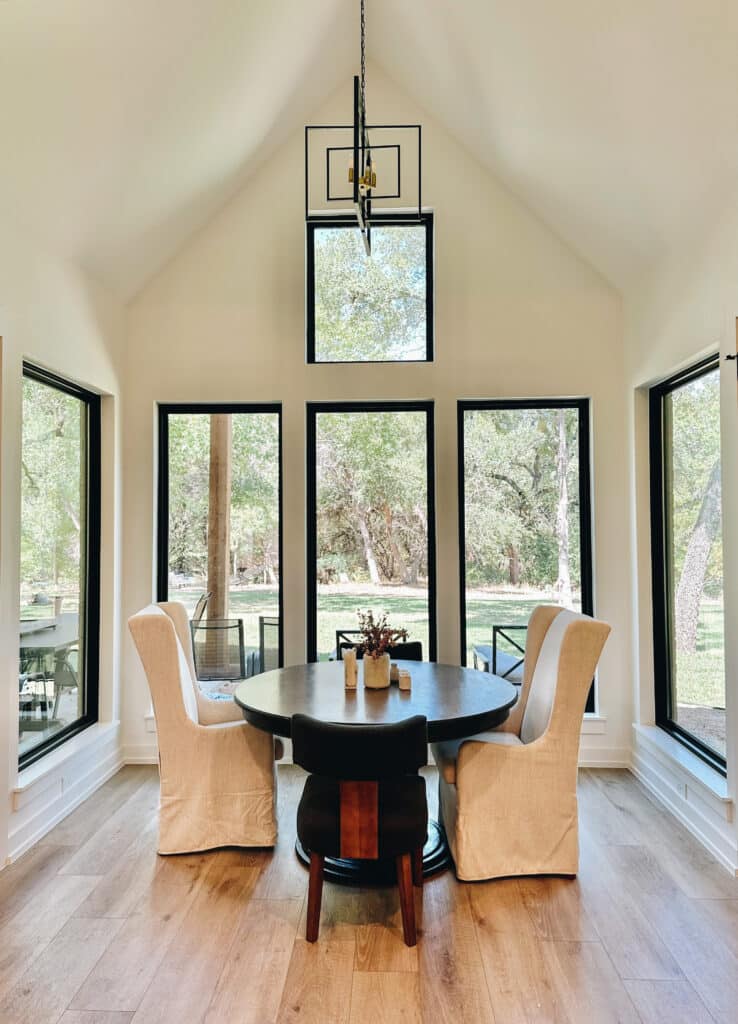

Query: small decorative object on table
left=390, top=662, right=400, bottom=683
left=357, top=610, right=409, bottom=690
left=343, top=647, right=358, bottom=689
left=398, top=669, right=412, bottom=691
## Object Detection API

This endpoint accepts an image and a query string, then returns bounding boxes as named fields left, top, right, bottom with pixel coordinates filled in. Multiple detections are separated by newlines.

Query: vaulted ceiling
left=2, top=1, right=737, bottom=298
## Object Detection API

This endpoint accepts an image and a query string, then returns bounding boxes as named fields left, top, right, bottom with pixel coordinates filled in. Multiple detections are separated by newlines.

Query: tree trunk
left=675, top=459, right=721, bottom=654
left=357, top=510, right=381, bottom=585
left=507, top=545, right=521, bottom=586
left=382, top=504, right=408, bottom=582
left=555, top=409, right=572, bottom=607
left=207, top=414, right=232, bottom=620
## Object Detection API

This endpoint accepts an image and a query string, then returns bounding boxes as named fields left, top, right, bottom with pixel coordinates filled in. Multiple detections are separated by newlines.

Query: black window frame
left=649, top=354, right=726, bottom=775
left=19, top=363, right=101, bottom=769
left=306, top=400, right=437, bottom=663
left=306, top=212, right=435, bottom=364
left=457, top=398, right=595, bottom=713
left=156, top=403, right=285, bottom=670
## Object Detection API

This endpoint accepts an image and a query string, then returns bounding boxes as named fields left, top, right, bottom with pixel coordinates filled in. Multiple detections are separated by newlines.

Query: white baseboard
left=578, top=746, right=631, bottom=768
left=631, top=724, right=737, bottom=876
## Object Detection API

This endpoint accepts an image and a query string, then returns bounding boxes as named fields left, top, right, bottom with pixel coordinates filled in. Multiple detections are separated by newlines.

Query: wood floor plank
left=593, top=771, right=738, bottom=899
left=276, top=935, right=355, bottom=1024
left=517, top=876, right=599, bottom=942
left=577, top=832, right=682, bottom=980
left=643, top=891, right=738, bottom=1023
left=418, top=872, right=495, bottom=1023
left=625, top=979, right=717, bottom=1023
left=72, top=814, right=160, bottom=919
left=0, top=842, right=75, bottom=928
left=42, top=767, right=156, bottom=849
left=0, top=916, right=124, bottom=1024
left=475, top=926, right=566, bottom=1023
left=59, top=778, right=160, bottom=878
left=348, top=972, right=422, bottom=1024
left=578, top=769, right=641, bottom=847
left=204, top=898, right=302, bottom=1024
left=129, top=855, right=259, bottom=1024
left=353, top=886, right=419, bottom=972
left=69, top=854, right=211, bottom=1012
left=60, top=1014, right=135, bottom=1024
left=541, top=939, right=641, bottom=1023
left=0, top=873, right=101, bottom=993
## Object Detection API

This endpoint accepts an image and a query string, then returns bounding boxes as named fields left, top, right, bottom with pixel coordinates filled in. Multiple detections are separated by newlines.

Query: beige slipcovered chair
left=433, top=606, right=610, bottom=881
left=128, top=602, right=279, bottom=854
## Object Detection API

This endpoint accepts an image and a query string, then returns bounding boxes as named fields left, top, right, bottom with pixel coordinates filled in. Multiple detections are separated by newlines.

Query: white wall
left=625, top=197, right=738, bottom=871
left=0, top=219, right=125, bottom=863
left=122, top=70, right=629, bottom=765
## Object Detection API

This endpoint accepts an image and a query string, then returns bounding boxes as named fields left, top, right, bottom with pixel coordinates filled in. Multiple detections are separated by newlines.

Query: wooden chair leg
left=412, top=845, right=423, bottom=888
left=306, top=852, right=325, bottom=943
left=396, top=852, right=417, bottom=946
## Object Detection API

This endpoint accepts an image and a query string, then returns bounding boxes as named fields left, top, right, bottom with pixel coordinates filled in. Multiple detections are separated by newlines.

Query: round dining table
left=234, top=660, right=518, bottom=884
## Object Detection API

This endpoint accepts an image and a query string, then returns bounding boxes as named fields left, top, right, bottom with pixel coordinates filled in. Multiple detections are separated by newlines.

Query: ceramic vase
left=363, top=652, right=391, bottom=689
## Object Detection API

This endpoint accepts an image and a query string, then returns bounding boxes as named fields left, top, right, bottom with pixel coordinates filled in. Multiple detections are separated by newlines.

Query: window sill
left=581, top=714, right=607, bottom=735
left=15, top=721, right=120, bottom=803
left=633, top=723, right=730, bottom=803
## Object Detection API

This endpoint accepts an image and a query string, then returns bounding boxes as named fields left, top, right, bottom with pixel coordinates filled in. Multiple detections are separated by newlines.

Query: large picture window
left=458, top=399, right=594, bottom=708
left=650, top=356, right=726, bottom=771
left=307, top=402, right=436, bottom=662
left=19, top=364, right=101, bottom=767
left=157, top=405, right=283, bottom=680
left=306, top=213, right=433, bottom=363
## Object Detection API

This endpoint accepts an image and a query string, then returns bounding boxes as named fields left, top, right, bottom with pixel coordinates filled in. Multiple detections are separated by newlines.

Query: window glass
left=658, top=364, right=725, bottom=759
left=309, top=405, right=435, bottom=661
left=19, top=370, right=98, bottom=764
left=160, top=408, right=282, bottom=681
left=459, top=402, right=592, bottom=698
left=308, top=217, right=432, bottom=362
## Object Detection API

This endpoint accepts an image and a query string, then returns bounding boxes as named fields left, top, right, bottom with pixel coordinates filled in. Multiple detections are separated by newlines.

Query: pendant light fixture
left=305, top=0, right=423, bottom=256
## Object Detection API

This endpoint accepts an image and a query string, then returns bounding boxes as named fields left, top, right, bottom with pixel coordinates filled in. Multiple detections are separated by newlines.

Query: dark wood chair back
left=291, top=714, right=427, bottom=781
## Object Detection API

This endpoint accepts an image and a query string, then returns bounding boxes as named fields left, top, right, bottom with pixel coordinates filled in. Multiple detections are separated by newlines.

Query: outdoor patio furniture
left=472, top=624, right=527, bottom=683
left=190, top=617, right=246, bottom=680
left=333, top=630, right=423, bottom=662
left=259, top=615, right=280, bottom=673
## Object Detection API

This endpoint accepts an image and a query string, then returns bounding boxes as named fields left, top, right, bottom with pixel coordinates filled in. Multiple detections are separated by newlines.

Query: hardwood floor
left=0, top=765, right=736, bottom=1023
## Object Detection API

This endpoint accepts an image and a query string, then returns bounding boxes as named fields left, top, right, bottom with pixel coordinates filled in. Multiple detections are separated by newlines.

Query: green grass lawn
left=168, top=586, right=726, bottom=715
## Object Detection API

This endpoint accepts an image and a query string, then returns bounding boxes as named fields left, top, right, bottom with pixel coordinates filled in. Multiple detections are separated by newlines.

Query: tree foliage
left=20, top=377, right=84, bottom=599
left=313, top=224, right=426, bottom=361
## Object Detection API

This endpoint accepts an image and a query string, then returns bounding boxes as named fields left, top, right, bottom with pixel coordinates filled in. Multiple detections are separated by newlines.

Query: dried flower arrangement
left=356, top=609, right=409, bottom=660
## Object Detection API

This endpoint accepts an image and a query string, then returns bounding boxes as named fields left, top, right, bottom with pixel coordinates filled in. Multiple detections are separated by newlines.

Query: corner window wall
left=19, top=365, right=100, bottom=767
left=306, top=214, right=433, bottom=362
left=158, top=405, right=283, bottom=680
left=650, top=357, right=726, bottom=770
left=307, top=402, right=436, bottom=662
left=458, top=400, right=594, bottom=705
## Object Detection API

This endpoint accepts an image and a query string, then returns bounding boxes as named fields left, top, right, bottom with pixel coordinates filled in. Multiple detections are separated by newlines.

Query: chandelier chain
left=360, top=0, right=366, bottom=124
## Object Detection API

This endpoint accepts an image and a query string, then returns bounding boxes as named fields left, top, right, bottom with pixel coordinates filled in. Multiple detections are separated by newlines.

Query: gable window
left=650, top=356, right=726, bottom=772
left=458, top=399, right=595, bottom=710
left=19, top=364, right=101, bottom=767
left=306, top=213, right=433, bottom=363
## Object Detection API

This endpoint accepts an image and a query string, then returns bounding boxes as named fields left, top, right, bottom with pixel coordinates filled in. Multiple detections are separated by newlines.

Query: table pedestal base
left=295, top=819, right=451, bottom=886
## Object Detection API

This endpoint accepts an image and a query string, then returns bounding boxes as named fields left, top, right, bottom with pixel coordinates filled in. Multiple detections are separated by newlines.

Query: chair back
left=337, top=635, right=423, bottom=662
left=192, top=592, right=211, bottom=628
left=292, top=714, right=427, bottom=780
left=259, top=615, right=280, bottom=673
left=128, top=605, right=200, bottom=740
left=519, top=607, right=610, bottom=745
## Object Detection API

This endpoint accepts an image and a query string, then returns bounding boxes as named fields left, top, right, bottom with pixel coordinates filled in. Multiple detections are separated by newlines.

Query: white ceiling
left=2, top=1, right=738, bottom=297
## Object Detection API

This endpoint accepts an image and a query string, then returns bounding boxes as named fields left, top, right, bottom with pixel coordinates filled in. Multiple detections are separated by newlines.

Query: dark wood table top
left=234, top=660, right=518, bottom=743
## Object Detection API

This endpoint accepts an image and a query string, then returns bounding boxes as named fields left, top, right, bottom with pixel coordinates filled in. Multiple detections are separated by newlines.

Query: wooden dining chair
left=291, top=714, right=428, bottom=946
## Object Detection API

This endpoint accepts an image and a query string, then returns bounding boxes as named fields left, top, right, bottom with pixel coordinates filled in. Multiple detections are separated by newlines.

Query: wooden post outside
left=206, top=414, right=232, bottom=672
